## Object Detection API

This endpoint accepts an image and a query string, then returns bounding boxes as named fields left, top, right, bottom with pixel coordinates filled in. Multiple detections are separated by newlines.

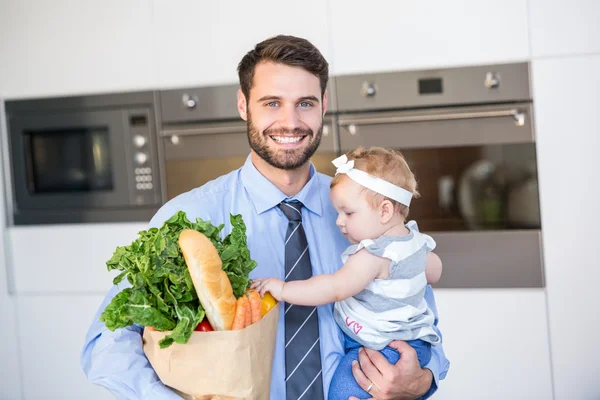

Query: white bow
left=332, top=154, right=355, bottom=175
left=329, top=154, right=413, bottom=206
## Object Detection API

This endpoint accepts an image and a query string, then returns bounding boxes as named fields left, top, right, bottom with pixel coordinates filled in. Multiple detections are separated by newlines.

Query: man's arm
left=80, top=283, right=183, bottom=399
left=80, top=204, right=191, bottom=399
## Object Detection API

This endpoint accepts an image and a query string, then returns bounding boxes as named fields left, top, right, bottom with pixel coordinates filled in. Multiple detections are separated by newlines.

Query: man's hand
left=349, top=341, right=432, bottom=400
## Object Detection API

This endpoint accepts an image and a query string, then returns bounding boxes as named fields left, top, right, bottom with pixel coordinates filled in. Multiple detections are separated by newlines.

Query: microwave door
left=24, top=128, right=113, bottom=193
left=9, top=110, right=132, bottom=211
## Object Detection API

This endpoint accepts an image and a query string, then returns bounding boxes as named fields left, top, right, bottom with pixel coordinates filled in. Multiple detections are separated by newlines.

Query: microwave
left=5, top=91, right=162, bottom=225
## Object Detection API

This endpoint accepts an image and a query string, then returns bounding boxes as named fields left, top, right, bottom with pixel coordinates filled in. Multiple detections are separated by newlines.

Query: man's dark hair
left=237, top=35, right=329, bottom=101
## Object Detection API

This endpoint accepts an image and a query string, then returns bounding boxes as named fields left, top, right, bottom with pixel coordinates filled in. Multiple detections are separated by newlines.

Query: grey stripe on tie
left=297, top=370, right=323, bottom=400
left=285, top=307, right=317, bottom=348
left=285, top=338, right=321, bottom=381
left=285, top=304, right=294, bottom=315
left=283, top=202, right=302, bottom=216
left=285, top=223, right=302, bottom=245
left=285, top=246, right=309, bottom=280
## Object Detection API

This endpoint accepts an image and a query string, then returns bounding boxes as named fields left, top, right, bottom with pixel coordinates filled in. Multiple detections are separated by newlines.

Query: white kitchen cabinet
left=0, top=296, right=22, bottom=399
left=529, top=0, right=600, bottom=58
left=8, top=222, right=147, bottom=294
left=17, top=295, right=113, bottom=400
left=153, top=0, right=332, bottom=89
left=0, top=232, right=22, bottom=400
left=0, top=0, right=155, bottom=99
left=433, top=289, right=553, bottom=400
left=0, top=104, right=23, bottom=399
left=532, top=56, right=600, bottom=400
left=329, top=0, right=530, bottom=75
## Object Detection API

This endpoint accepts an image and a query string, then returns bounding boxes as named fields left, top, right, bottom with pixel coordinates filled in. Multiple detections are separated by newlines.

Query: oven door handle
left=339, top=108, right=526, bottom=131
left=160, top=124, right=248, bottom=137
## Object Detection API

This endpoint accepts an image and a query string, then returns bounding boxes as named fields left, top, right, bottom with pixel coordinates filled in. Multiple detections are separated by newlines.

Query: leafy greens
left=100, top=211, right=257, bottom=348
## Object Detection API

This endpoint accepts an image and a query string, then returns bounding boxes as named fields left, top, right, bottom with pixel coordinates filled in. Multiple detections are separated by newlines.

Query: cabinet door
left=433, top=289, right=553, bottom=399
left=0, top=105, right=23, bottom=399
left=9, top=223, right=147, bottom=294
left=0, top=0, right=155, bottom=98
left=329, top=0, right=530, bottom=75
left=529, top=0, right=600, bottom=57
left=17, top=296, right=114, bottom=400
left=532, top=55, right=600, bottom=399
left=154, top=0, right=332, bottom=88
left=0, top=295, right=21, bottom=399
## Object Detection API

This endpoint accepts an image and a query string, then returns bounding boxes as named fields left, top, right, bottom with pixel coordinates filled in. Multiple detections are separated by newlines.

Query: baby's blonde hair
left=330, top=147, right=420, bottom=219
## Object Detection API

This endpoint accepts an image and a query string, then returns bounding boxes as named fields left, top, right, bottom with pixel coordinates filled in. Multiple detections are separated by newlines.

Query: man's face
left=238, top=62, right=327, bottom=170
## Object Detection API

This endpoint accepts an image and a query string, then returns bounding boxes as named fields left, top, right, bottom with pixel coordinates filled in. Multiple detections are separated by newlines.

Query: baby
left=252, top=146, right=443, bottom=399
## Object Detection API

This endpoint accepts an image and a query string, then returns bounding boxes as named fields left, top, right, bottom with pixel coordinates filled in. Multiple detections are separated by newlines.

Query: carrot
left=231, top=295, right=250, bottom=330
left=242, top=295, right=252, bottom=328
left=247, top=290, right=262, bottom=324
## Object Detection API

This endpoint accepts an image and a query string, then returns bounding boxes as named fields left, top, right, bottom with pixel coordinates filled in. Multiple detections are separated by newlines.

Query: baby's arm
left=425, top=252, right=443, bottom=284
left=255, top=249, right=384, bottom=306
left=285, top=249, right=384, bottom=305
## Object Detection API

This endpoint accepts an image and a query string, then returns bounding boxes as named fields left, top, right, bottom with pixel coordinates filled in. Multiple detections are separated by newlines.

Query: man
left=81, top=35, right=449, bottom=400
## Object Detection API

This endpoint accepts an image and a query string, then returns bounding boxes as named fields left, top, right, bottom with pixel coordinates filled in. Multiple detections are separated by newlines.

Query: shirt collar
left=240, top=154, right=324, bottom=216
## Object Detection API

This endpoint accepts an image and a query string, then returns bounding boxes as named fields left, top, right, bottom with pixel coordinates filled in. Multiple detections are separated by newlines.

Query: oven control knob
left=485, top=72, right=500, bottom=89
left=135, top=152, right=148, bottom=165
left=361, top=82, right=377, bottom=97
left=133, top=135, right=147, bottom=148
left=182, top=93, right=197, bottom=109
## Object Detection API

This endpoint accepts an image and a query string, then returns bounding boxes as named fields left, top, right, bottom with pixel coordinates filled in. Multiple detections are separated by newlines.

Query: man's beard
left=246, top=110, right=322, bottom=171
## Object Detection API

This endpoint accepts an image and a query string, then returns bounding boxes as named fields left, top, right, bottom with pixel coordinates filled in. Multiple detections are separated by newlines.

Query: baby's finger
left=259, top=286, right=268, bottom=297
left=250, top=279, right=264, bottom=289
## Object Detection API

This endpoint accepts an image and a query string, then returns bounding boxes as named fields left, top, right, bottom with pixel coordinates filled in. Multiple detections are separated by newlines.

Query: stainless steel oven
left=334, top=62, right=544, bottom=288
left=5, top=91, right=161, bottom=225
left=157, top=84, right=339, bottom=201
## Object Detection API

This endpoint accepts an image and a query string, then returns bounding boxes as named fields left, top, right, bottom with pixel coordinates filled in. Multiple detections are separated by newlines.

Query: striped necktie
left=278, top=200, right=324, bottom=400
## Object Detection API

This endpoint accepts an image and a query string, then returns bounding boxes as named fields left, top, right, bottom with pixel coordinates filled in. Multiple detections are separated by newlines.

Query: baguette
left=178, top=229, right=236, bottom=331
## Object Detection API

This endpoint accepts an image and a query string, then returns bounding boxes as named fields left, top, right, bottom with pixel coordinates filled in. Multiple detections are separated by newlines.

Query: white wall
left=329, top=0, right=530, bottom=75
left=153, top=0, right=333, bottom=89
left=528, top=2, right=600, bottom=399
left=532, top=55, right=600, bottom=399
left=528, top=0, right=600, bottom=57
left=1, top=1, right=600, bottom=399
left=0, top=0, right=155, bottom=99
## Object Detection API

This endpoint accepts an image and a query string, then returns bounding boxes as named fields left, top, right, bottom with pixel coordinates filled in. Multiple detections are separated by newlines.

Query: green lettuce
left=100, top=211, right=257, bottom=348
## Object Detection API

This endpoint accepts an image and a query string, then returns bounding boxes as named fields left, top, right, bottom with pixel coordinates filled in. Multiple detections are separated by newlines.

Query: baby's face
left=330, top=176, right=384, bottom=244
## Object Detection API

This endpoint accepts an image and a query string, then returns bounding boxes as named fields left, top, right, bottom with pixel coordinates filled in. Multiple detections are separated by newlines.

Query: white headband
left=332, top=154, right=413, bottom=207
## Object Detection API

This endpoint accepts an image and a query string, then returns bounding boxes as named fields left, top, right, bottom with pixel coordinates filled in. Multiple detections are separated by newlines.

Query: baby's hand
left=251, top=278, right=285, bottom=301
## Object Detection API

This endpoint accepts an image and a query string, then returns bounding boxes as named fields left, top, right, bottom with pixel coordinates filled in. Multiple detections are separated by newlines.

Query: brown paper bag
left=143, top=302, right=280, bottom=400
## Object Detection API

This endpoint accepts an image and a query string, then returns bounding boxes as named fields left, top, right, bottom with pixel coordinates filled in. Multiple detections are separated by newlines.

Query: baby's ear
left=380, top=200, right=395, bottom=223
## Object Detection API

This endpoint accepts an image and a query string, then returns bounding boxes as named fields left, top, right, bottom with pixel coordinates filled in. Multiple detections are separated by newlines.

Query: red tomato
left=194, top=319, right=213, bottom=332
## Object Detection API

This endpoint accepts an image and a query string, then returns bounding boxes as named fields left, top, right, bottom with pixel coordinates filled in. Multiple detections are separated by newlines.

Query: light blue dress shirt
left=81, top=155, right=449, bottom=399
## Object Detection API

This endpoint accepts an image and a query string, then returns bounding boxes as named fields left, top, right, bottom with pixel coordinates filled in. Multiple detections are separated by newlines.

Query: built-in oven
left=334, top=62, right=544, bottom=288
left=5, top=91, right=161, bottom=225
left=157, top=84, right=339, bottom=201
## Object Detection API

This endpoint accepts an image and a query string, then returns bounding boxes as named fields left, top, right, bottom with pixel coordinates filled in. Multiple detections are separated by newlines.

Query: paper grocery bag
left=143, top=302, right=280, bottom=400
